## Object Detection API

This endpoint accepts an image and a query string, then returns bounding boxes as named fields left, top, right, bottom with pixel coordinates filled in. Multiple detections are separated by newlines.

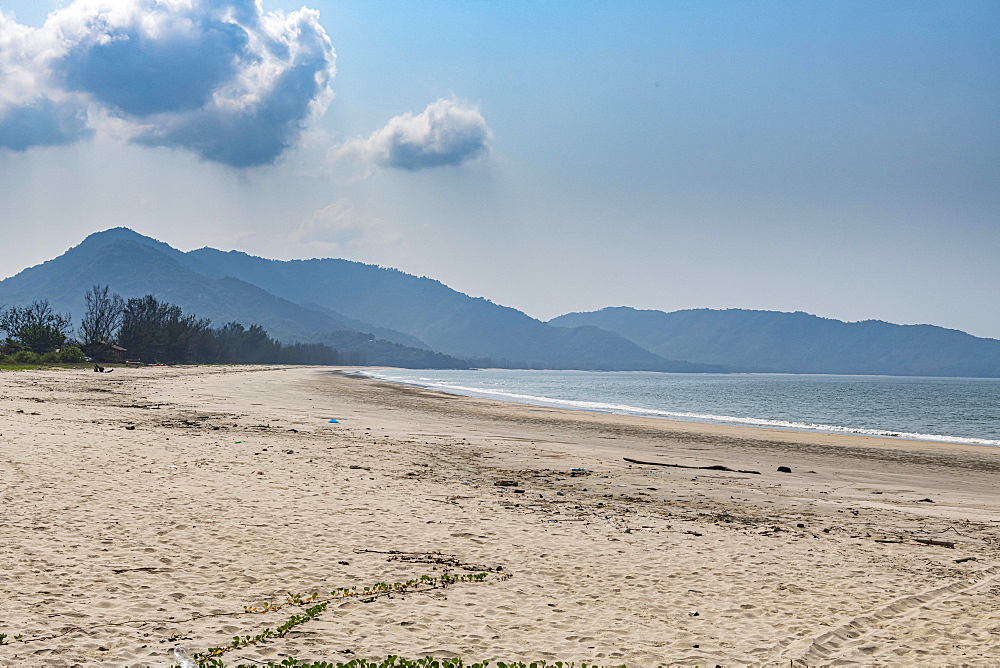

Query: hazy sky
left=1, top=1, right=998, bottom=339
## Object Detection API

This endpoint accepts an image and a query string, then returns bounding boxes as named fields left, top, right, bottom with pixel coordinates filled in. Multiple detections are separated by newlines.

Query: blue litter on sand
left=328, top=419, right=339, bottom=423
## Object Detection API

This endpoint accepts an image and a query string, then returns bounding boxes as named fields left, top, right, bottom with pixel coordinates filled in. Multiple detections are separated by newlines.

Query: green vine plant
left=192, top=572, right=498, bottom=665
left=199, top=658, right=619, bottom=668
left=1, top=573, right=627, bottom=667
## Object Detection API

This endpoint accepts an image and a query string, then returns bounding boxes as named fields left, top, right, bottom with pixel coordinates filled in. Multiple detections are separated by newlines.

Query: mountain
left=171, top=244, right=717, bottom=371
left=0, top=228, right=716, bottom=372
left=549, top=307, right=1000, bottom=377
left=0, top=229, right=470, bottom=367
left=9, top=229, right=994, bottom=376
left=0, top=230, right=382, bottom=343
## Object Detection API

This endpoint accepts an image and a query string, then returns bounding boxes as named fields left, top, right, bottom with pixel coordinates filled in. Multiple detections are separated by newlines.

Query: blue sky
left=1, top=0, right=998, bottom=338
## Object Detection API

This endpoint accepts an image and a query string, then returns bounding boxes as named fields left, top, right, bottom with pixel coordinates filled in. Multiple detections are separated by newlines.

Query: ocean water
left=359, top=369, right=1000, bottom=447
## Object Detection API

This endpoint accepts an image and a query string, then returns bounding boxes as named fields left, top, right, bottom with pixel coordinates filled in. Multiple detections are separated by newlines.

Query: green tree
left=118, top=295, right=180, bottom=362
left=118, top=295, right=213, bottom=363
left=0, top=301, right=72, bottom=354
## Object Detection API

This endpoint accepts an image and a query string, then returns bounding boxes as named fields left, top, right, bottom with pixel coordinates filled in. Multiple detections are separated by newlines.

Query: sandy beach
left=1, top=365, right=998, bottom=667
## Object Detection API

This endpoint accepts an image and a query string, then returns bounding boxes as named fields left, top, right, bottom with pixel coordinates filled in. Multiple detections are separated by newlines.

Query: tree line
left=0, top=285, right=352, bottom=365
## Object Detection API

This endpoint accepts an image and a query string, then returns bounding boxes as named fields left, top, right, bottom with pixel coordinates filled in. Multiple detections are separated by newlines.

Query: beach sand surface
left=1, top=365, right=998, bottom=666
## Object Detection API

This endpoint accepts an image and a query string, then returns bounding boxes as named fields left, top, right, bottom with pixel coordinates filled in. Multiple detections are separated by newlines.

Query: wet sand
left=1, top=365, right=998, bottom=666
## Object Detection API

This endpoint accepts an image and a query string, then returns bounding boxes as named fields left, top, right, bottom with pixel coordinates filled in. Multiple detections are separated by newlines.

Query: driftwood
left=914, top=538, right=955, bottom=548
left=623, top=457, right=761, bottom=475
left=875, top=537, right=957, bottom=549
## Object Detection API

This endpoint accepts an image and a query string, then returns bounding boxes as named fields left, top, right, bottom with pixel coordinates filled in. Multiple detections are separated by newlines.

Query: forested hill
left=0, top=228, right=719, bottom=372
left=177, top=245, right=719, bottom=371
left=0, top=233, right=406, bottom=345
left=13, top=228, right=992, bottom=376
left=550, top=307, right=1000, bottom=377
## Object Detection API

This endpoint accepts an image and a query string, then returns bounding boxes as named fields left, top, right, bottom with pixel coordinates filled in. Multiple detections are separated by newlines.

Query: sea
left=358, top=368, right=1000, bottom=447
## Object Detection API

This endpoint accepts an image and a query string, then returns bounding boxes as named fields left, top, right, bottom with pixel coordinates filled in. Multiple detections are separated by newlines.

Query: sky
left=1, top=1, right=998, bottom=339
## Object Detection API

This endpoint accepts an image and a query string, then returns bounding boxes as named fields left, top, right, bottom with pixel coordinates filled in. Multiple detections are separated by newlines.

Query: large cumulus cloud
left=0, top=0, right=335, bottom=166
left=341, top=98, right=492, bottom=171
left=0, top=11, right=92, bottom=149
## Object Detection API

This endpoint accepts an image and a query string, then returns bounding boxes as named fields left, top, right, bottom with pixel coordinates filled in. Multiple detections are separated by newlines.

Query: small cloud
left=0, top=0, right=336, bottom=166
left=339, top=97, right=491, bottom=171
left=292, top=199, right=397, bottom=247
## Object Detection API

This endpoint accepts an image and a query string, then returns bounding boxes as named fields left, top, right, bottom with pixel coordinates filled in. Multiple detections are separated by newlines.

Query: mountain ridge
left=170, top=244, right=717, bottom=371
left=549, top=306, right=1000, bottom=377
left=0, top=229, right=717, bottom=372
left=4, top=228, right=995, bottom=376
left=0, top=236, right=374, bottom=344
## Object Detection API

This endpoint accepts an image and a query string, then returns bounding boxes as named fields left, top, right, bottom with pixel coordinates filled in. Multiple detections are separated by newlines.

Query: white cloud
left=339, top=97, right=492, bottom=171
left=0, top=11, right=92, bottom=149
left=0, top=0, right=335, bottom=166
left=291, top=198, right=397, bottom=247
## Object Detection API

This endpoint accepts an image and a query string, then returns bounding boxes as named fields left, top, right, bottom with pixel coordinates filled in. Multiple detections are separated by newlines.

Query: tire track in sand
left=779, top=565, right=999, bottom=665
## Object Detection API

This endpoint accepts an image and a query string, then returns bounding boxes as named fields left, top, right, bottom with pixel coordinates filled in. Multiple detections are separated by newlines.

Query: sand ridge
left=1, top=365, right=998, bottom=666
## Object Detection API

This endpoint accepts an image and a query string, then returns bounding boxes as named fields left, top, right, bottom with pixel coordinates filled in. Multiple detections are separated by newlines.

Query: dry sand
left=1, top=364, right=998, bottom=667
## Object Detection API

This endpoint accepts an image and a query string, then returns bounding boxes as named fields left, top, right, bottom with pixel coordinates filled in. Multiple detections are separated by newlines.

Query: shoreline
left=352, top=367, right=1000, bottom=450
left=337, top=369, right=1000, bottom=471
left=2, top=365, right=998, bottom=665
